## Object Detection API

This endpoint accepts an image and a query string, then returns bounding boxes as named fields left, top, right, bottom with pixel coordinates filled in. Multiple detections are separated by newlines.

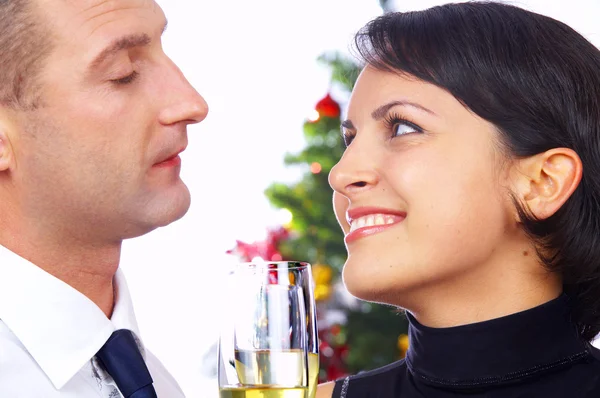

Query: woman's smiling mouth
left=345, top=207, right=406, bottom=243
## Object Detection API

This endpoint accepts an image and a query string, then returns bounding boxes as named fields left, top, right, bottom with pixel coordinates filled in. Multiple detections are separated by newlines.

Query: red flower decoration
left=226, top=226, right=290, bottom=262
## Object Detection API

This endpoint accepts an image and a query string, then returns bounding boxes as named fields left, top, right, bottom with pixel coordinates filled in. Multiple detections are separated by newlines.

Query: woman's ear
left=510, top=148, right=582, bottom=221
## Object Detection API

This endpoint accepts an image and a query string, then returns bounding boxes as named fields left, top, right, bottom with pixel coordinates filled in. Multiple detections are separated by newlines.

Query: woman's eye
left=342, top=132, right=355, bottom=147
left=393, top=122, right=420, bottom=137
left=387, top=116, right=423, bottom=138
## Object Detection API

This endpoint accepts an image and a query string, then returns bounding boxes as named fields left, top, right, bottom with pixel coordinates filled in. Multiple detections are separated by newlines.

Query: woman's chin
left=342, top=271, right=404, bottom=306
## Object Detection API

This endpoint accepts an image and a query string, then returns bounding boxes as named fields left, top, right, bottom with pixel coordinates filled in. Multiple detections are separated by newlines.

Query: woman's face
left=329, top=66, right=522, bottom=308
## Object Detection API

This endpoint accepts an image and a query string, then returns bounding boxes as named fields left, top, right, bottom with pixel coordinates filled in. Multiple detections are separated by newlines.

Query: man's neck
left=0, top=231, right=122, bottom=318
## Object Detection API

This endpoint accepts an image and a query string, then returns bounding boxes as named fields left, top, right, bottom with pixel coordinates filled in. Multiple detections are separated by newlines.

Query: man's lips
left=345, top=207, right=406, bottom=244
left=153, top=148, right=185, bottom=167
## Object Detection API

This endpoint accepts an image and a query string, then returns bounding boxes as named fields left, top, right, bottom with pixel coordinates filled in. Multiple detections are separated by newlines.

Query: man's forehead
left=36, top=0, right=165, bottom=51
left=36, top=0, right=158, bottom=10
left=36, top=0, right=163, bottom=31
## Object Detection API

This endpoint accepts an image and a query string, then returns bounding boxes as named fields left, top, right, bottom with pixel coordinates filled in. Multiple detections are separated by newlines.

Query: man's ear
left=0, top=107, right=18, bottom=172
left=510, top=148, right=582, bottom=221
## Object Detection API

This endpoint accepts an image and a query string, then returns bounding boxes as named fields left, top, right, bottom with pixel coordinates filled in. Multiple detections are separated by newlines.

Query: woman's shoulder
left=328, top=359, right=409, bottom=398
left=587, top=341, right=600, bottom=361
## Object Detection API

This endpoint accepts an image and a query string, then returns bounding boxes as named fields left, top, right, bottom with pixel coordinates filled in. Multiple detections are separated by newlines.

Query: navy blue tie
left=95, top=329, right=158, bottom=398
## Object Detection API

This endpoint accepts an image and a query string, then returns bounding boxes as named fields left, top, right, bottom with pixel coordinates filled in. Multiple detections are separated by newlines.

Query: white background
left=119, top=1, right=600, bottom=396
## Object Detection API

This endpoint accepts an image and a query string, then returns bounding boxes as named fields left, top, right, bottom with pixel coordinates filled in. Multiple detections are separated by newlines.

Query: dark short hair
left=354, top=1, right=600, bottom=341
left=0, top=0, right=53, bottom=109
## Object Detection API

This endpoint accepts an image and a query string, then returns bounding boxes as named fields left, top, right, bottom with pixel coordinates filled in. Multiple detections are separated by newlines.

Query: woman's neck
left=404, top=246, right=562, bottom=328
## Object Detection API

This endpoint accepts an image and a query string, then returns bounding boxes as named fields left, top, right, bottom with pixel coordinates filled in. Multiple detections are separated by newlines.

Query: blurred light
left=278, top=208, right=293, bottom=225
left=323, top=346, right=334, bottom=357
left=310, top=162, right=322, bottom=174
left=308, top=110, right=320, bottom=122
left=251, top=256, right=265, bottom=263
left=271, top=253, right=283, bottom=261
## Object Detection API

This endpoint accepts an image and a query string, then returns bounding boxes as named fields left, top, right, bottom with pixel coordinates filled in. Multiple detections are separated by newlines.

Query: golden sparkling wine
left=307, top=352, right=319, bottom=398
left=219, top=386, right=307, bottom=398
left=224, top=350, right=319, bottom=398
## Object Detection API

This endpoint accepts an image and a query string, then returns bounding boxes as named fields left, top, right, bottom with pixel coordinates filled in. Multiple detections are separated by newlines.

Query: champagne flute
left=218, top=262, right=310, bottom=398
left=257, top=262, right=319, bottom=398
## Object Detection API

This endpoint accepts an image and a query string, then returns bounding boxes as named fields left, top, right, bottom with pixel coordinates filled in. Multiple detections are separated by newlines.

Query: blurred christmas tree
left=227, top=0, right=409, bottom=381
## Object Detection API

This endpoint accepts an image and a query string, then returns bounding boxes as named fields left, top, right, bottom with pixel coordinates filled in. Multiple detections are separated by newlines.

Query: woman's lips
left=345, top=208, right=406, bottom=243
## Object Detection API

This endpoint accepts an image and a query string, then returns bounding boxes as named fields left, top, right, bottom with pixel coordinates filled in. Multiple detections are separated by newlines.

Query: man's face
left=9, top=0, right=208, bottom=243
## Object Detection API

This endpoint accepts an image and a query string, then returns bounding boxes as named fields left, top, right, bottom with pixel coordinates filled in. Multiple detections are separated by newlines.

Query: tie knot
left=96, top=329, right=157, bottom=398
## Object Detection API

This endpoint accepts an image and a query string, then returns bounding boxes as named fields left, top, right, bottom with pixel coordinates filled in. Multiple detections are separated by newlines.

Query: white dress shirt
left=0, top=245, right=185, bottom=397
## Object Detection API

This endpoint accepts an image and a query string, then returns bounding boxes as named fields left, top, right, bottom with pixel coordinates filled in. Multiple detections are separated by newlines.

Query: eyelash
left=383, top=112, right=423, bottom=138
left=341, top=112, right=423, bottom=147
left=342, top=130, right=354, bottom=147
left=111, top=71, right=139, bottom=85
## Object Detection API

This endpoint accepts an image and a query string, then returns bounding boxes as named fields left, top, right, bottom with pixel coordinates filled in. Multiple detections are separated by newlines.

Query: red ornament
left=315, top=93, right=341, bottom=119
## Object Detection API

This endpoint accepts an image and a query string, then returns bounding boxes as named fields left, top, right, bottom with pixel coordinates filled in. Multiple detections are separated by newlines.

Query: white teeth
left=350, top=214, right=400, bottom=232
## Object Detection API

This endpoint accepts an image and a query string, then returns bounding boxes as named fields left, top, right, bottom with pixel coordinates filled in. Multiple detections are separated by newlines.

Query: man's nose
left=158, top=59, right=209, bottom=126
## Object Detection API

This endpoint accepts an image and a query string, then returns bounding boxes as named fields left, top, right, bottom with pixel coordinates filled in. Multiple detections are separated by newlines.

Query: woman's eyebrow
left=341, top=99, right=437, bottom=131
left=371, top=100, right=437, bottom=120
left=341, top=119, right=355, bottom=130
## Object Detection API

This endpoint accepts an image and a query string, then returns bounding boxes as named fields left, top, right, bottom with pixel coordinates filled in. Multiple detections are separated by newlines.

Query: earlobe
left=513, top=148, right=582, bottom=221
left=0, top=133, right=12, bottom=172
left=0, top=107, right=18, bottom=172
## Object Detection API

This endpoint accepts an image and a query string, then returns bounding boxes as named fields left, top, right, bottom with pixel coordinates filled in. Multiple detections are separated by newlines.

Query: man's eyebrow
left=88, top=20, right=168, bottom=71
left=371, top=100, right=437, bottom=120
left=89, top=34, right=151, bottom=70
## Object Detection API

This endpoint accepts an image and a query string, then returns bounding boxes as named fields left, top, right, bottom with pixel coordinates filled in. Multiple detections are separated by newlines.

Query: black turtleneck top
left=332, top=295, right=600, bottom=397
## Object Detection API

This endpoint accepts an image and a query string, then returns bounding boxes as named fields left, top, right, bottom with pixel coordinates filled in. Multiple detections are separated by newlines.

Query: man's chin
left=151, top=196, right=191, bottom=228
left=122, top=189, right=191, bottom=238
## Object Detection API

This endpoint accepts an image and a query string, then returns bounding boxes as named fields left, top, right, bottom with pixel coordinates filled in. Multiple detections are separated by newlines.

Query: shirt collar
left=0, top=244, right=143, bottom=390
left=405, top=294, right=590, bottom=390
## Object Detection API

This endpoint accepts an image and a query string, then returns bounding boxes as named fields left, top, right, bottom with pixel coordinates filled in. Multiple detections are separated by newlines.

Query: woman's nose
left=328, top=141, right=379, bottom=197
